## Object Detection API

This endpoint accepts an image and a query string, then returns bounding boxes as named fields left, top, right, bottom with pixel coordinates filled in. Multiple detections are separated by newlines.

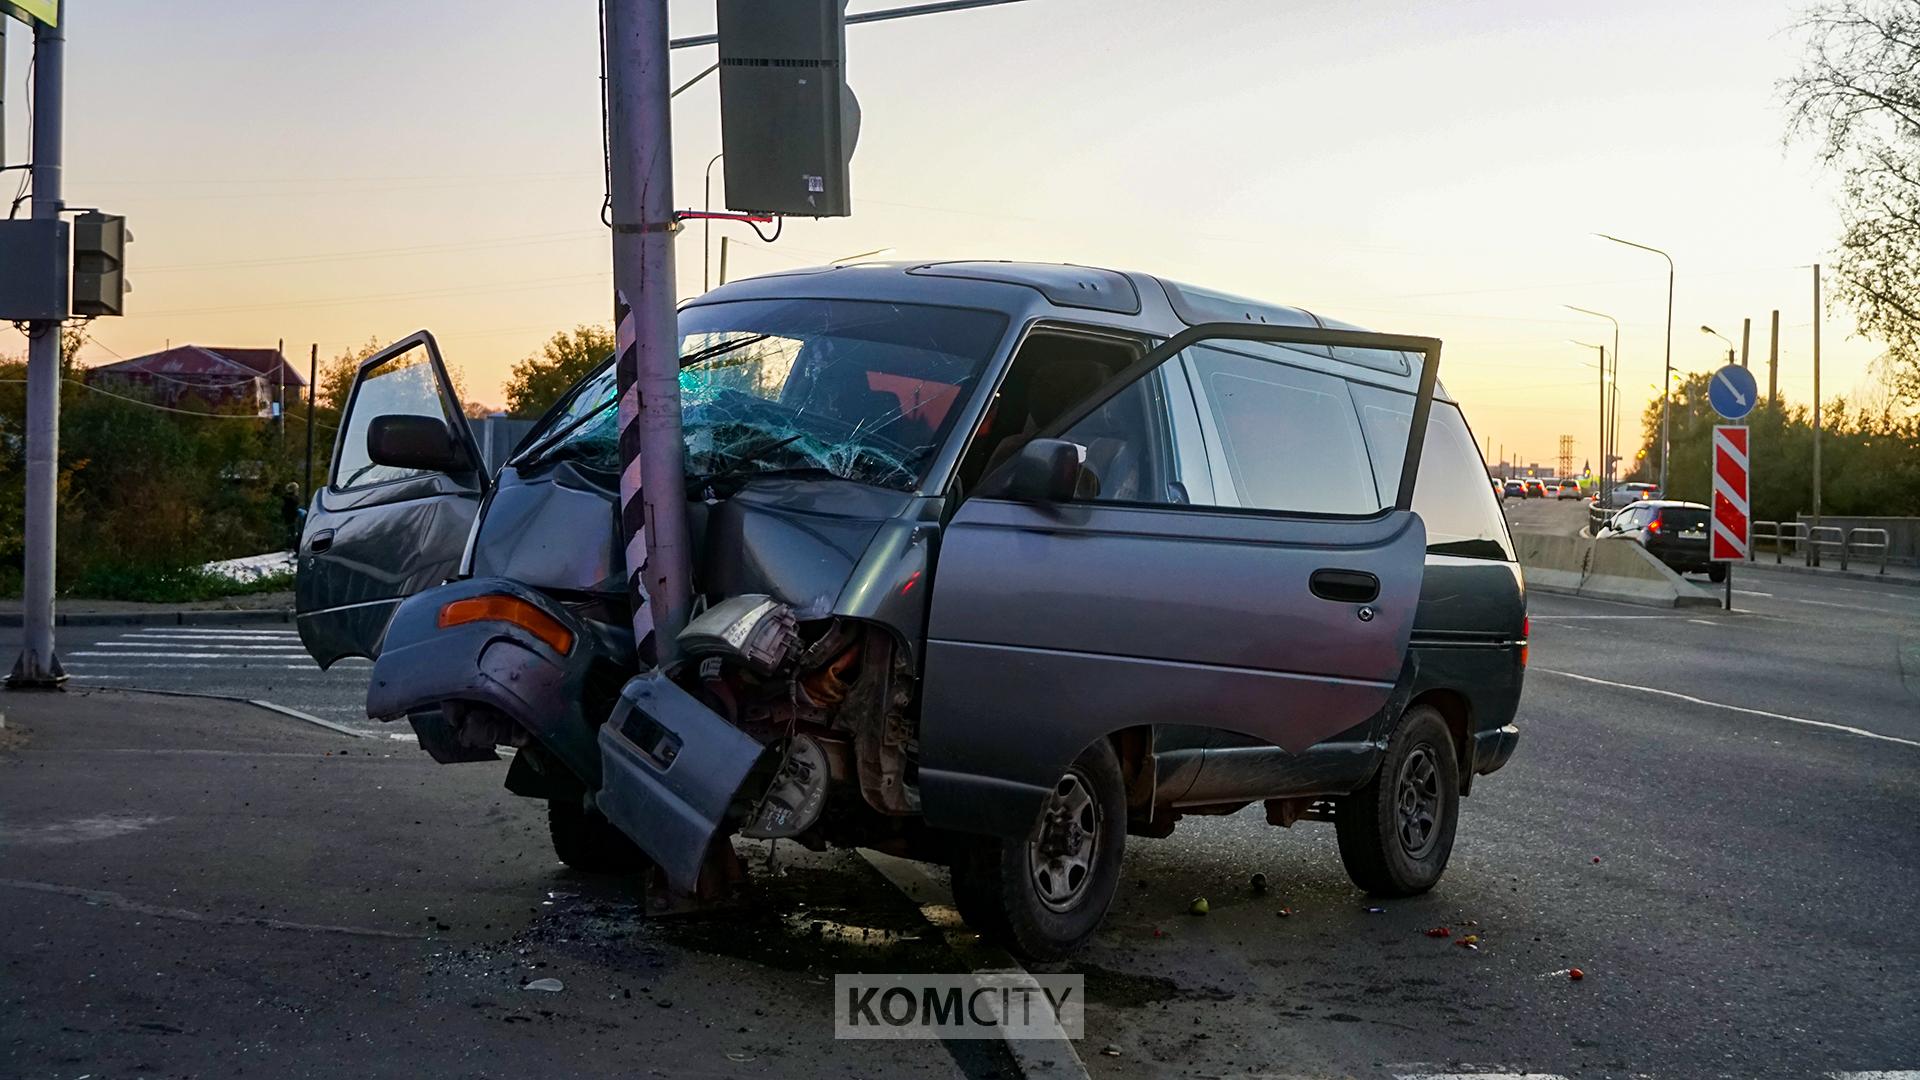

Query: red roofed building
left=84, top=345, right=307, bottom=412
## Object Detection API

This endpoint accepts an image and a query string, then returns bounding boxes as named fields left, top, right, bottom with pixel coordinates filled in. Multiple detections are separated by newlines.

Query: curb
left=1741, top=560, right=1920, bottom=589
left=0, top=609, right=296, bottom=628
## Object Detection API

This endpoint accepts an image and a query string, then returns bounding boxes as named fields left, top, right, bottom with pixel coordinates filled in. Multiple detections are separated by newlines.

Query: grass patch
left=61, top=563, right=294, bottom=604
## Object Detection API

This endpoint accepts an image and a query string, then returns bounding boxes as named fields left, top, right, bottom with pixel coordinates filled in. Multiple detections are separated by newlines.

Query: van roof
left=694, top=260, right=1434, bottom=389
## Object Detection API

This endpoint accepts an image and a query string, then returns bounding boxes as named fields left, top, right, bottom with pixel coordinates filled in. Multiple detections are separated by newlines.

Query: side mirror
left=979, top=438, right=1085, bottom=503
left=367, top=414, right=472, bottom=474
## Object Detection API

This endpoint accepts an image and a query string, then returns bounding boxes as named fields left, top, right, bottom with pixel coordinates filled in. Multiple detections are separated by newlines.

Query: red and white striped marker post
left=1711, top=425, right=1749, bottom=609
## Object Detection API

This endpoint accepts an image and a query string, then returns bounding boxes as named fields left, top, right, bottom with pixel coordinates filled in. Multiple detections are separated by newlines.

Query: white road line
left=119, top=628, right=298, bottom=637
left=62, top=657, right=318, bottom=664
left=1529, top=615, right=1673, bottom=620
left=68, top=651, right=312, bottom=661
left=1827, top=1072, right=1920, bottom=1079
left=90, top=638, right=307, bottom=645
left=1396, top=1074, right=1567, bottom=1080
left=1537, top=668, right=1920, bottom=748
left=1687, top=619, right=1719, bottom=625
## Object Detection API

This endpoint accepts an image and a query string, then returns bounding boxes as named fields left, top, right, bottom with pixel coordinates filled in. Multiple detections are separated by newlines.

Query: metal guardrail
left=1807, top=525, right=1848, bottom=569
left=1847, top=527, right=1890, bottom=575
left=1751, top=520, right=1778, bottom=563
left=1587, top=502, right=1614, bottom=534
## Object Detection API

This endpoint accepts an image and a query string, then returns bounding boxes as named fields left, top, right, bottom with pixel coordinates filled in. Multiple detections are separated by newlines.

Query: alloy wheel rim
left=1395, top=745, right=1442, bottom=859
left=1027, top=769, right=1100, bottom=912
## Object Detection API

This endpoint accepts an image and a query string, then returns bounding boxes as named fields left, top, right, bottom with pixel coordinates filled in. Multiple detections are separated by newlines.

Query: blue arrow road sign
left=1708, top=364, right=1758, bottom=421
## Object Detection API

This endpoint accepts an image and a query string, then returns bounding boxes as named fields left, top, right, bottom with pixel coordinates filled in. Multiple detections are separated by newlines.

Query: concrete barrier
left=1512, top=530, right=1720, bottom=609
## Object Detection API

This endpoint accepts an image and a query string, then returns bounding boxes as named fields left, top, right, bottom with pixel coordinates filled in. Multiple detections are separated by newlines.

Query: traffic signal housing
left=72, top=211, right=129, bottom=317
left=716, top=0, right=859, bottom=218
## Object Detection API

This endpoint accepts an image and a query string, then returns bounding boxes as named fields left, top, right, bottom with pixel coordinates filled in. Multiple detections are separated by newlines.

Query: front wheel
left=1335, top=705, right=1460, bottom=896
left=948, top=740, right=1127, bottom=962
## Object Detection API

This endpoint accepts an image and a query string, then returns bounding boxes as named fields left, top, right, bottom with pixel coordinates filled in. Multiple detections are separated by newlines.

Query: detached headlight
left=677, top=594, right=799, bottom=675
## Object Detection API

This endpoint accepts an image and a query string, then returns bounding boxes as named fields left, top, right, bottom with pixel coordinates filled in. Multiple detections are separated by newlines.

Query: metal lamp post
left=1700, top=325, right=1734, bottom=366
left=1597, top=233, right=1674, bottom=496
left=1566, top=305, right=1619, bottom=506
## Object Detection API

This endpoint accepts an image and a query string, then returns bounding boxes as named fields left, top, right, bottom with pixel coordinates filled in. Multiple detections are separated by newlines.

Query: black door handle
left=1309, top=568, right=1379, bottom=604
left=308, top=528, right=334, bottom=554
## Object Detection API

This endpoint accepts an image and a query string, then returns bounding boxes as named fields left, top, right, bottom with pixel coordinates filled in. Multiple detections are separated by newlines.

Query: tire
left=547, top=798, right=652, bottom=875
left=947, top=740, right=1127, bottom=962
left=1335, top=704, right=1460, bottom=897
left=1707, top=564, right=1727, bottom=583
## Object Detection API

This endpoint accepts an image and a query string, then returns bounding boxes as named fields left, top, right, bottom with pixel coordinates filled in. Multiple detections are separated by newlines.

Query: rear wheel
left=948, top=740, right=1126, bottom=961
left=1707, top=564, right=1727, bottom=583
left=548, top=798, right=652, bottom=874
left=1335, top=705, right=1459, bottom=896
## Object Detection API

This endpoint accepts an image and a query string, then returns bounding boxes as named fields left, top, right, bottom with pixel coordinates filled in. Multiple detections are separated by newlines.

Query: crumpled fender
left=368, top=577, right=627, bottom=787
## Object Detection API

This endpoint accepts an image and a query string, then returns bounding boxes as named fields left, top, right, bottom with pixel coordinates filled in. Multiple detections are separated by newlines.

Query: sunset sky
left=0, top=0, right=1885, bottom=472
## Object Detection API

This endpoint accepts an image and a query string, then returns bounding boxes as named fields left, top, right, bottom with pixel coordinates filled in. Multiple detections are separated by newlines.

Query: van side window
left=1187, top=345, right=1382, bottom=516
left=1057, top=372, right=1180, bottom=504
left=1350, top=385, right=1515, bottom=561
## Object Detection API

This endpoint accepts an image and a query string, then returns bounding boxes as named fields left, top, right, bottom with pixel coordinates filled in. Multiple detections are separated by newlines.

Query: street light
left=1570, top=338, right=1607, bottom=501
left=1566, top=304, right=1620, bottom=505
left=1597, top=233, right=1675, bottom=496
left=1699, top=324, right=1734, bottom=365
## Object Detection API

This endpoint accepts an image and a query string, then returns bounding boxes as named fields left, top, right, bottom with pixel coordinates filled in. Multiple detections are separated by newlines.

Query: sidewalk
left=0, top=690, right=983, bottom=1079
left=1741, top=554, right=1920, bottom=588
left=0, top=589, right=294, bottom=626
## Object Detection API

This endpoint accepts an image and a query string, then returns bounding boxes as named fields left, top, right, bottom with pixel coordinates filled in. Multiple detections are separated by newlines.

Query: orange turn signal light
left=437, top=595, right=575, bottom=655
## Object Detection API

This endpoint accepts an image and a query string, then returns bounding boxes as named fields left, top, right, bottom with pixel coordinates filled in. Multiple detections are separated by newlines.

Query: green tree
left=504, top=325, right=613, bottom=417
left=1635, top=371, right=1920, bottom=519
left=1784, top=1, right=1920, bottom=405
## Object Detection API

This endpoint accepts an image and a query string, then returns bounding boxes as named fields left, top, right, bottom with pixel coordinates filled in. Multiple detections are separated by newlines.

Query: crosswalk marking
left=89, top=642, right=312, bottom=652
left=66, top=657, right=322, bottom=664
left=69, top=650, right=311, bottom=660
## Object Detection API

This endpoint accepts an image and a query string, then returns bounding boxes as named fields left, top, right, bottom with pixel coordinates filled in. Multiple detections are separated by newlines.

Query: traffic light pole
left=604, top=0, right=693, bottom=664
left=9, top=0, right=65, bottom=689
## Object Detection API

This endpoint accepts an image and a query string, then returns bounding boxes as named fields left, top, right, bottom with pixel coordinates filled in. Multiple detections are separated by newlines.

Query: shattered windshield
left=519, top=298, right=1007, bottom=491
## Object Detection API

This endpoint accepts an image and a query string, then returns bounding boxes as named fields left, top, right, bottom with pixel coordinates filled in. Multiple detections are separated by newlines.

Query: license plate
left=1680, top=528, right=1706, bottom=539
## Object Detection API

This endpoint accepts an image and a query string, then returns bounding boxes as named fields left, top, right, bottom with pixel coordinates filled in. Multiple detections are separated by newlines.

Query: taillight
left=438, top=595, right=575, bottom=655
left=1519, top=616, right=1529, bottom=667
left=1646, top=513, right=1663, bottom=535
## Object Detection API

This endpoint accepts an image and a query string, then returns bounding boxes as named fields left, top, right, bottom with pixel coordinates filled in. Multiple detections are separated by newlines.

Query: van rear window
left=1348, top=386, right=1515, bottom=562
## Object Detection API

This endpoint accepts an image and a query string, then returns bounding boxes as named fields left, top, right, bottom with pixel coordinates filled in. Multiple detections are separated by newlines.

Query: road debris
left=522, top=978, right=564, bottom=992
left=1250, top=872, right=1268, bottom=894
left=1276, top=908, right=1294, bottom=918
left=1365, top=906, right=1385, bottom=913
left=1101, top=1044, right=1122, bottom=1057
left=1424, top=926, right=1452, bottom=938
left=1188, top=897, right=1210, bottom=916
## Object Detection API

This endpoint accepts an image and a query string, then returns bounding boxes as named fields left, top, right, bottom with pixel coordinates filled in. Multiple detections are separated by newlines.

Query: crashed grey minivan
left=296, top=262, right=1526, bottom=959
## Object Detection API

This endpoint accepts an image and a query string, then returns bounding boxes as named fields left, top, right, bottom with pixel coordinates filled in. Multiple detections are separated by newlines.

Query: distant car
left=1595, top=500, right=1722, bottom=582
left=1524, top=479, right=1548, bottom=498
left=1555, top=479, right=1583, bottom=500
left=1502, top=479, right=1526, bottom=499
left=1610, top=482, right=1660, bottom=505
left=1492, top=476, right=1505, bottom=499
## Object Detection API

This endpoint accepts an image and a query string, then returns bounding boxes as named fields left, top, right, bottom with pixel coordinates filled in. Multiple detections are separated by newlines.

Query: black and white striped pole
left=605, top=0, right=694, bottom=664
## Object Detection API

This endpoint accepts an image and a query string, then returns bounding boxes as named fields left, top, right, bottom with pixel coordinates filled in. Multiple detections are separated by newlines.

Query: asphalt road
left=1, top=560, right=1914, bottom=1078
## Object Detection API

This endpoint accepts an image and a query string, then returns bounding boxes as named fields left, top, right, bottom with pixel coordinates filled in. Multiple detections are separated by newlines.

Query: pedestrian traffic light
left=715, top=0, right=859, bottom=218
left=71, top=211, right=129, bottom=317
